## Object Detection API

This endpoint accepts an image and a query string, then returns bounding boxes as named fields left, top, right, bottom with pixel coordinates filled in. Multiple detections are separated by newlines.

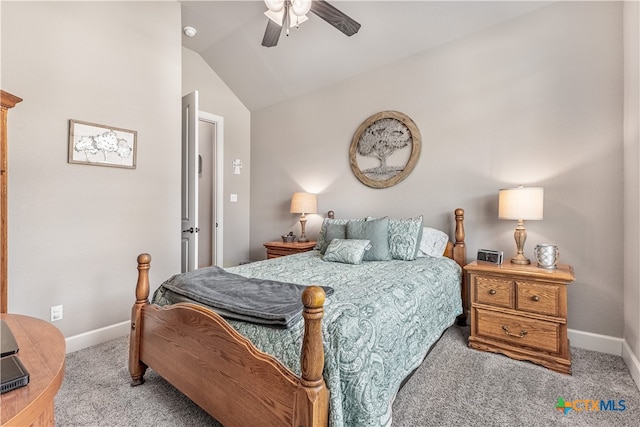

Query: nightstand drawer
left=474, top=276, right=513, bottom=308
left=516, top=281, right=559, bottom=316
left=475, top=309, right=560, bottom=354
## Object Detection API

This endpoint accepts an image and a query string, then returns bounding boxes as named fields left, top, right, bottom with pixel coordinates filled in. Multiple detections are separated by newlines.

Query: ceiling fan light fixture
left=261, top=0, right=360, bottom=47
left=264, top=9, right=308, bottom=27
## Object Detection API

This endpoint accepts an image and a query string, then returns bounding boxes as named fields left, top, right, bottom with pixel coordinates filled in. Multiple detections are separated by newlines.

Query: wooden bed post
left=452, top=208, right=467, bottom=325
left=129, top=253, right=151, bottom=386
left=297, top=286, right=329, bottom=427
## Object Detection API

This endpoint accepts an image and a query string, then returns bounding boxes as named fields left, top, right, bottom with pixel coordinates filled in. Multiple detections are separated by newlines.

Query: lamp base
left=298, top=217, right=309, bottom=243
left=510, top=221, right=530, bottom=265
left=510, top=254, right=531, bottom=265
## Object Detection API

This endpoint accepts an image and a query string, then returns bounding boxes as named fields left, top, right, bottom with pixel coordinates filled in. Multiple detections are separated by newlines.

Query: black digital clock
left=477, top=249, right=504, bottom=264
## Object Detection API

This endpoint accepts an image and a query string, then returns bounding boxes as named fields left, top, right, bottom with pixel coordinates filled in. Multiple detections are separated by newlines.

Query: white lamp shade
left=498, top=187, right=544, bottom=220
left=290, top=192, right=317, bottom=214
left=291, top=0, right=312, bottom=17
left=264, top=0, right=285, bottom=13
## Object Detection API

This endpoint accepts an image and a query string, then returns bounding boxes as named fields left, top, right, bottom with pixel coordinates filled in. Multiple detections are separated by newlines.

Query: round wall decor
left=349, top=110, right=421, bottom=189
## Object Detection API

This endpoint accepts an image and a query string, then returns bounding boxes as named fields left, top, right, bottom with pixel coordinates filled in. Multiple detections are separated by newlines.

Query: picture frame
left=68, top=119, right=137, bottom=169
left=349, top=110, right=421, bottom=189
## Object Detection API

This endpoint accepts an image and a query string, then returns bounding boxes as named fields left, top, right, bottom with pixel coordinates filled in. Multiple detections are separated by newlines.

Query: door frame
left=181, top=91, right=199, bottom=272
left=199, top=111, right=224, bottom=267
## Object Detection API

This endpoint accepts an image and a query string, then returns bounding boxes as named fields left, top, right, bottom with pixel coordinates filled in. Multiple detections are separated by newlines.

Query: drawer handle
left=489, top=289, right=496, bottom=295
left=502, top=325, right=528, bottom=338
left=532, top=295, right=540, bottom=302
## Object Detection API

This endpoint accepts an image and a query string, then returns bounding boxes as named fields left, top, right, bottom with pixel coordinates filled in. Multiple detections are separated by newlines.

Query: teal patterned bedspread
left=152, top=250, right=462, bottom=427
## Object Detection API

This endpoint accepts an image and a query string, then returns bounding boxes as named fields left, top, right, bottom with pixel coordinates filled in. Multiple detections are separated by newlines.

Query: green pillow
left=323, top=239, right=371, bottom=265
left=346, top=217, right=391, bottom=261
left=319, top=223, right=347, bottom=254
left=315, top=217, right=364, bottom=250
left=389, top=216, right=424, bottom=260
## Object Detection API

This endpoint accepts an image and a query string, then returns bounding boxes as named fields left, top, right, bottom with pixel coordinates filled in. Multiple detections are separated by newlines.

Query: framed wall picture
left=349, top=111, right=421, bottom=189
left=68, top=120, right=137, bottom=169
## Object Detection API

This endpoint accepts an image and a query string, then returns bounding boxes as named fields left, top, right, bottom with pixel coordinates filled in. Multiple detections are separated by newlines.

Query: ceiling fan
left=262, top=0, right=361, bottom=47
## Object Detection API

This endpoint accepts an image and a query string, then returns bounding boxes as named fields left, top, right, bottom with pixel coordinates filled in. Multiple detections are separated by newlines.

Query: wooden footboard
left=129, top=254, right=328, bottom=427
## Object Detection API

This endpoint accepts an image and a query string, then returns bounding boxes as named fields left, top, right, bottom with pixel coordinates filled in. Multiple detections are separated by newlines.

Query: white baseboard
left=568, top=328, right=624, bottom=355
left=568, top=328, right=640, bottom=391
left=622, top=340, right=640, bottom=392
left=65, top=320, right=129, bottom=354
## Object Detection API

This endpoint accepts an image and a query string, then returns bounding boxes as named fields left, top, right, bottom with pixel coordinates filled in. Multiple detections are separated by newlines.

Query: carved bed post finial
left=455, top=208, right=465, bottom=247
left=130, top=253, right=151, bottom=386
left=136, top=253, right=151, bottom=303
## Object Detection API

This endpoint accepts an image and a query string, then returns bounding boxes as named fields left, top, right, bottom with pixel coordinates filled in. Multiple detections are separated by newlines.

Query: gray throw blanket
left=157, top=266, right=334, bottom=328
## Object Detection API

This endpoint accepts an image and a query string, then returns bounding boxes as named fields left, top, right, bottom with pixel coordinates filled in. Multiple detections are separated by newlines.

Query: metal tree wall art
left=350, top=111, right=421, bottom=188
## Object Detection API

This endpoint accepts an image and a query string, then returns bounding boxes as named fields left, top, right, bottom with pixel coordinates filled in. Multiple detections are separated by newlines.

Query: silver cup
left=534, top=244, right=559, bottom=269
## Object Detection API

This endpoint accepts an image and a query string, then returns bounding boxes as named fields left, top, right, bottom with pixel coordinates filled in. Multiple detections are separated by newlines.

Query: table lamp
left=290, top=192, right=317, bottom=243
left=498, top=186, right=544, bottom=265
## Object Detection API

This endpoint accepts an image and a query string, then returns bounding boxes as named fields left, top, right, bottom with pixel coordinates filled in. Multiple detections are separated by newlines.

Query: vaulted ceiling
left=180, top=1, right=552, bottom=111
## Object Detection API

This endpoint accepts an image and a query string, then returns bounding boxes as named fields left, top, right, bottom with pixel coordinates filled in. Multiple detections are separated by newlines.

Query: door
left=181, top=91, right=199, bottom=272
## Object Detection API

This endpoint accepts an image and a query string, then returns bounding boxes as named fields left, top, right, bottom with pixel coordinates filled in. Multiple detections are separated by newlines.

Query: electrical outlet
left=51, top=305, right=63, bottom=322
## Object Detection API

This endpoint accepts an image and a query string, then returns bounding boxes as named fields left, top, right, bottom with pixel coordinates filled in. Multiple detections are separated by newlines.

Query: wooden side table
left=1, top=314, right=65, bottom=426
left=464, top=260, right=575, bottom=374
left=264, top=241, right=317, bottom=259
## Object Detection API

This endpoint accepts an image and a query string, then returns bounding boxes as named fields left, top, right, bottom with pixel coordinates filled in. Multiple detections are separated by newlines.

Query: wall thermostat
left=477, top=249, right=503, bottom=264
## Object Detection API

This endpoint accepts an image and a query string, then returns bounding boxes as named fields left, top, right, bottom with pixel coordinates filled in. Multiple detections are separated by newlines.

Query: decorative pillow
left=417, top=227, right=449, bottom=257
left=319, top=223, right=347, bottom=254
left=346, top=217, right=391, bottom=261
left=315, top=217, right=365, bottom=250
left=388, top=216, right=424, bottom=261
left=323, top=239, right=371, bottom=265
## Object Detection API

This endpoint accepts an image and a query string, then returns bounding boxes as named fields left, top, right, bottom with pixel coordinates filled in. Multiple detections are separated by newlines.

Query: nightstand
left=264, top=241, right=317, bottom=259
left=464, top=260, right=575, bottom=374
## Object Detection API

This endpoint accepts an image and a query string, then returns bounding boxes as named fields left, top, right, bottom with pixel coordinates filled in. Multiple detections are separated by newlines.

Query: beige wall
left=251, top=2, right=625, bottom=338
left=624, top=1, right=640, bottom=370
left=1, top=1, right=182, bottom=337
left=182, top=47, right=252, bottom=267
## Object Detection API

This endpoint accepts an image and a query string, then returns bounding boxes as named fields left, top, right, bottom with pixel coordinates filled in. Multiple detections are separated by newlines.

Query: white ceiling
left=180, top=1, right=552, bottom=111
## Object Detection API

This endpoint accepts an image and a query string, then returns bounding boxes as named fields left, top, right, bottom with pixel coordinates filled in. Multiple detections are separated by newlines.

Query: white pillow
left=417, top=227, right=449, bottom=257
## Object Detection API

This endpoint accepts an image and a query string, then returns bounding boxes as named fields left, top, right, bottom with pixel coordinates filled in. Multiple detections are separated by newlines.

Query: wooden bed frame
left=129, top=208, right=466, bottom=427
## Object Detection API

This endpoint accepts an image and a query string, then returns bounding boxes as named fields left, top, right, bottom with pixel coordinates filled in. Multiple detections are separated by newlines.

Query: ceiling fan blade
left=310, top=0, right=361, bottom=37
left=262, top=18, right=283, bottom=47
